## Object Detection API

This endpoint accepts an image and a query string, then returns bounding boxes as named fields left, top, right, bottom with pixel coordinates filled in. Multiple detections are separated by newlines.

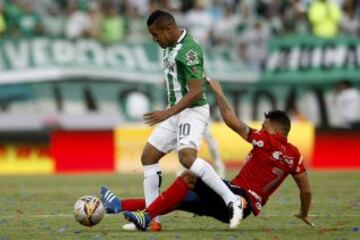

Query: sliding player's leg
left=177, top=106, right=244, bottom=228
left=124, top=172, right=196, bottom=231
left=178, top=177, right=252, bottom=223
left=100, top=186, right=145, bottom=213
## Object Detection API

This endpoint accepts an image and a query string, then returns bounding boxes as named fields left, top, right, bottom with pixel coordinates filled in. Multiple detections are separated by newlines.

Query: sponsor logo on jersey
left=185, top=50, right=199, bottom=66
left=272, top=151, right=295, bottom=167
left=252, top=139, right=264, bottom=147
left=272, top=151, right=283, bottom=160
left=164, top=58, right=175, bottom=72
left=272, top=151, right=294, bottom=168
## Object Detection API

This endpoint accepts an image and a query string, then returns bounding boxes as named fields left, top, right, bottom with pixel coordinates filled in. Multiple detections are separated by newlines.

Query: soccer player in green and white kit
left=100, top=10, right=243, bottom=231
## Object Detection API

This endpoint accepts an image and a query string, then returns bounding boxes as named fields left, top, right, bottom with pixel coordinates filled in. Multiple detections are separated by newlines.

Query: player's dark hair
left=264, top=110, right=291, bottom=136
left=147, top=10, right=176, bottom=28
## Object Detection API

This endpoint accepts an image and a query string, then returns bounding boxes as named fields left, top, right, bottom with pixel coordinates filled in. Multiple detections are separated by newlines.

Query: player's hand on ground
left=144, top=110, right=171, bottom=126
left=294, top=214, right=316, bottom=228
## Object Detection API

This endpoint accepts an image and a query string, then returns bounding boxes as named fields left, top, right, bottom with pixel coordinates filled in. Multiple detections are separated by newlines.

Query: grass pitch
left=0, top=171, right=359, bottom=240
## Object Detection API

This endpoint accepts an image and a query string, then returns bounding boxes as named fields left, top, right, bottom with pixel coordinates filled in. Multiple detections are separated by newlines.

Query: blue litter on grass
left=58, top=226, right=68, bottom=233
left=352, top=227, right=359, bottom=232
left=0, top=220, right=9, bottom=225
left=94, top=234, right=104, bottom=240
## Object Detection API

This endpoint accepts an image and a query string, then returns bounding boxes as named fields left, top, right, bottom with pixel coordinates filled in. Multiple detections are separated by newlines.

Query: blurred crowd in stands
left=0, top=0, right=359, bottom=69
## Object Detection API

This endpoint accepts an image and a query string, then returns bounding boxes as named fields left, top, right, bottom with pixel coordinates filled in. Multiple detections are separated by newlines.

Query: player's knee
left=178, top=149, right=197, bottom=169
left=141, top=152, right=152, bottom=165
left=141, top=144, right=162, bottom=165
left=180, top=171, right=198, bottom=189
left=141, top=150, right=159, bottom=165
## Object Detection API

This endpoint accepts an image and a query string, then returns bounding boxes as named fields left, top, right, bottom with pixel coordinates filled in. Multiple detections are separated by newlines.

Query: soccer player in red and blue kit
left=100, top=79, right=313, bottom=231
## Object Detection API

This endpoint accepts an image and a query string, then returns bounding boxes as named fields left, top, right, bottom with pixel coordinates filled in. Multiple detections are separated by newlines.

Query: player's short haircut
left=264, top=110, right=291, bottom=136
left=147, top=10, right=176, bottom=29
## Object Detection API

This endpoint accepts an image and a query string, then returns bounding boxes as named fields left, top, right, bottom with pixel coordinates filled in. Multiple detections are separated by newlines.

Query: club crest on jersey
left=185, top=50, right=199, bottom=66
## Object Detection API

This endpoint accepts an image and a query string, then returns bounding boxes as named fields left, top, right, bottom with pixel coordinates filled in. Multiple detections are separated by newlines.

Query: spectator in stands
left=16, top=1, right=43, bottom=37
left=1, top=0, right=359, bottom=45
left=65, top=0, right=91, bottom=39
left=261, top=0, right=283, bottom=36
left=237, top=20, right=270, bottom=70
left=237, top=0, right=256, bottom=35
left=88, top=0, right=102, bottom=39
left=340, top=0, right=360, bottom=37
left=281, top=0, right=309, bottom=35
left=126, top=6, right=148, bottom=43
left=212, top=4, right=240, bottom=47
left=0, top=2, right=6, bottom=35
left=127, top=0, right=150, bottom=17
left=99, top=1, right=126, bottom=44
left=184, top=0, right=213, bottom=47
left=208, top=0, right=224, bottom=23
left=334, top=80, right=360, bottom=128
left=3, top=0, right=22, bottom=36
left=308, top=0, right=341, bottom=38
left=42, top=5, right=65, bottom=37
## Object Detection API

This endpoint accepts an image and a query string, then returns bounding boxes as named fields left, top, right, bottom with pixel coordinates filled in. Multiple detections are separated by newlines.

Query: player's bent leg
left=180, top=170, right=198, bottom=189
left=179, top=148, right=243, bottom=228
left=141, top=142, right=166, bottom=165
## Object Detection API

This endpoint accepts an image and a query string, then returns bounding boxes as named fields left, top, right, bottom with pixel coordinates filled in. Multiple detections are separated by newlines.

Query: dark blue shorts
left=178, top=179, right=252, bottom=223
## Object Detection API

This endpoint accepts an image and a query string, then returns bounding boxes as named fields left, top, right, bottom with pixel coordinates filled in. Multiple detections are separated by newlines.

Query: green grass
left=0, top=171, right=360, bottom=240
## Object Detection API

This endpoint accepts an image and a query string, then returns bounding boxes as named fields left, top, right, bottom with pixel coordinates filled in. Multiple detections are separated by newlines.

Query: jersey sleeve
left=246, top=130, right=269, bottom=148
left=291, top=154, right=306, bottom=175
left=176, top=46, right=204, bottom=81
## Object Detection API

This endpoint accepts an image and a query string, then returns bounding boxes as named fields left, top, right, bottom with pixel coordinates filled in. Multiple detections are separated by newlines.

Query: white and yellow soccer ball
left=74, top=195, right=105, bottom=227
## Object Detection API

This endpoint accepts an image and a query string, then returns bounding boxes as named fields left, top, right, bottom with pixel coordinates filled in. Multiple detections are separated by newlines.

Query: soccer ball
left=74, top=195, right=105, bottom=227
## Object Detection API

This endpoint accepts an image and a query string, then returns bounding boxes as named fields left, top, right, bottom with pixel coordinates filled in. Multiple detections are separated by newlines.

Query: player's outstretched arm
left=208, top=79, right=251, bottom=140
left=292, top=172, right=314, bottom=227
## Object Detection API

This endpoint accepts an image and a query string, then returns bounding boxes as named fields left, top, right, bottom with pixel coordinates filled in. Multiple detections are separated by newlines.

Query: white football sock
left=190, top=158, right=238, bottom=205
left=143, top=163, right=162, bottom=223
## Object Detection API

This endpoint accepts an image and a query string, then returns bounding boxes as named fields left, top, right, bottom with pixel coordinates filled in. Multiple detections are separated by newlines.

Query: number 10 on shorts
left=179, top=123, right=191, bottom=139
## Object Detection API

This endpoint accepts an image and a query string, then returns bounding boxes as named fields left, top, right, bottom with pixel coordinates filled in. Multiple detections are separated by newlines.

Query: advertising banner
left=0, top=37, right=256, bottom=84
left=52, top=130, right=114, bottom=173
left=0, top=142, right=53, bottom=174
left=115, top=126, right=180, bottom=173
left=263, top=34, right=360, bottom=83
left=312, top=130, right=360, bottom=169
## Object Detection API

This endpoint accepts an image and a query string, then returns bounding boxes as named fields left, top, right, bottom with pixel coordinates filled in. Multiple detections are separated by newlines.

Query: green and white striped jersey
left=162, top=30, right=208, bottom=107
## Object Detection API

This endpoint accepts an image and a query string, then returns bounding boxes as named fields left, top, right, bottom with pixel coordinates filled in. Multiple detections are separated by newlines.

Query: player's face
left=148, top=24, right=171, bottom=48
left=261, top=119, right=276, bottom=134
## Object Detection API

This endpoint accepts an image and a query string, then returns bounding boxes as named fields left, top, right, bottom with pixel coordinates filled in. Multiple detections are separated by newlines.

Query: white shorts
left=148, top=104, right=210, bottom=153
